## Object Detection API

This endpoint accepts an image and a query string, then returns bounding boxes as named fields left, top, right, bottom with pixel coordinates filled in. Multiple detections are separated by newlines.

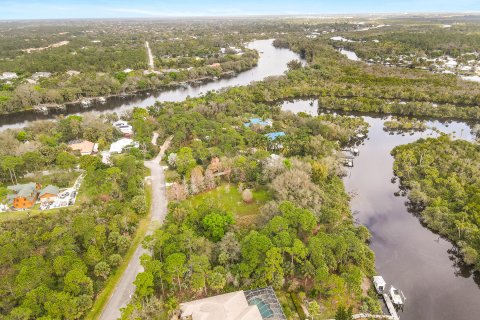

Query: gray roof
left=39, top=185, right=59, bottom=197
left=7, top=183, right=38, bottom=201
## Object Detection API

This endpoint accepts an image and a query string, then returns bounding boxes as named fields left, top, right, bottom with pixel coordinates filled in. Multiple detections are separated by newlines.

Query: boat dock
left=382, top=293, right=400, bottom=320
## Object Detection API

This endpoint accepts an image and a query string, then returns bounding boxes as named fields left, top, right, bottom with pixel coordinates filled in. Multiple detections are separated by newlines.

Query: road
left=99, top=134, right=171, bottom=320
left=145, top=41, right=154, bottom=70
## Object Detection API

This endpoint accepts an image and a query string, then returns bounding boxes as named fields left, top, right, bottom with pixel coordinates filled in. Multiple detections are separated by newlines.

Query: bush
left=242, top=189, right=253, bottom=203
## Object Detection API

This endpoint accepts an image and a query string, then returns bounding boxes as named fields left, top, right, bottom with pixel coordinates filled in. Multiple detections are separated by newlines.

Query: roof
left=265, top=132, right=286, bottom=140
left=373, top=276, right=386, bottom=287
left=39, top=185, right=60, bottom=197
left=109, top=138, right=139, bottom=153
left=69, top=140, right=95, bottom=155
left=180, top=291, right=263, bottom=320
left=7, top=183, right=38, bottom=201
left=244, top=118, right=273, bottom=127
left=113, top=121, right=134, bottom=135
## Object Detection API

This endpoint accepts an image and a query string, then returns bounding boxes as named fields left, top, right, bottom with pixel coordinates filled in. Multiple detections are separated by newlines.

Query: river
left=3, top=37, right=480, bottom=319
left=0, top=39, right=301, bottom=132
left=282, top=99, right=480, bottom=320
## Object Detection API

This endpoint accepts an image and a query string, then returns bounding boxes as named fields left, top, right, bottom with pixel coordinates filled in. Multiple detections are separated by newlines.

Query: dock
left=382, top=293, right=400, bottom=320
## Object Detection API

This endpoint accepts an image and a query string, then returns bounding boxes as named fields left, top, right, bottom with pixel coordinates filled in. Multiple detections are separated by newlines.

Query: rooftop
left=180, top=287, right=286, bottom=320
left=265, top=132, right=286, bottom=140
left=39, top=185, right=60, bottom=197
left=244, top=118, right=273, bottom=128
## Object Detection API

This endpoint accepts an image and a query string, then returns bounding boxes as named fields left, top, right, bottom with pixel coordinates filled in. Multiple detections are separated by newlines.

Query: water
left=340, top=48, right=361, bottom=61
left=282, top=99, right=480, bottom=320
left=0, top=39, right=301, bottom=132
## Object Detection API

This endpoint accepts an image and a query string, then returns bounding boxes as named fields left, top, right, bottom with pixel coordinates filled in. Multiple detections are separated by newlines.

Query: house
left=209, top=63, right=221, bottom=68
left=39, top=185, right=60, bottom=204
left=69, top=140, right=98, bottom=155
left=244, top=118, right=273, bottom=128
left=109, top=138, right=139, bottom=154
left=180, top=291, right=263, bottom=320
left=7, top=182, right=41, bottom=209
left=265, top=132, right=286, bottom=151
left=113, top=120, right=134, bottom=137
left=180, top=287, right=286, bottom=320
left=265, top=132, right=286, bottom=140
left=0, top=72, right=18, bottom=81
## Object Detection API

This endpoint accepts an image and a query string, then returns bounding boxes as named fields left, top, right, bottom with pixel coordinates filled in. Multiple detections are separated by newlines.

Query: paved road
left=99, top=134, right=171, bottom=320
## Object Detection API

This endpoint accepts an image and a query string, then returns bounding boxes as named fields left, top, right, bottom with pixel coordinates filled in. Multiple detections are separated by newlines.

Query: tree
left=64, top=269, right=93, bottom=296
left=1, top=155, right=24, bottom=184
left=335, top=305, right=353, bottom=320
left=176, top=147, right=196, bottom=177
left=207, top=267, right=226, bottom=292
left=190, top=166, right=205, bottom=194
left=202, top=212, right=234, bottom=241
left=308, top=301, right=321, bottom=319
left=204, top=168, right=216, bottom=190
left=287, top=59, right=303, bottom=71
left=134, top=271, right=154, bottom=299
left=56, top=151, right=78, bottom=170
left=271, top=170, right=323, bottom=217
left=164, top=253, right=188, bottom=290
left=94, top=261, right=111, bottom=280
left=264, top=247, right=285, bottom=289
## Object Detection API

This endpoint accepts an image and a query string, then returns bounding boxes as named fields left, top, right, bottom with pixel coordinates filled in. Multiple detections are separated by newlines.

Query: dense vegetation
left=118, top=68, right=381, bottom=319
left=0, top=21, right=259, bottom=114
left=0, top=153, right=148, bottom=319
left=0, top=108, right=159, bottom=318
left=383, top=117, right=427, bottom=132
left=392, top=136, right=480, bottom=270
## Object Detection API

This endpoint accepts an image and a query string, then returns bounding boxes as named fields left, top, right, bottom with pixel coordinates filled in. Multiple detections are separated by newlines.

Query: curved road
left=99, top=133, right=171, bottom=320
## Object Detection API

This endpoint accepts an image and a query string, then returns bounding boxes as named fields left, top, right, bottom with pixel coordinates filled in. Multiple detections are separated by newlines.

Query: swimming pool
left=248, top=297, right=274, bottom=318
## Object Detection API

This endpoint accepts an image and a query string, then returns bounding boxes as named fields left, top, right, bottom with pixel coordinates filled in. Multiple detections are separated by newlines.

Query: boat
left=343, top=159, right=353, bottom=167
left=98, top=97, right=106, bottom=104
left=389, top=285, right=406, bottom=307
left=373, top=276, right=386, bottom=294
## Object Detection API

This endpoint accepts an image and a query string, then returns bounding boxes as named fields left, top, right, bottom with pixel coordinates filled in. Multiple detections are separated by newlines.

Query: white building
left=113, top=120, right=134, bottom=136
left=109, top=138, right=139, bottom=154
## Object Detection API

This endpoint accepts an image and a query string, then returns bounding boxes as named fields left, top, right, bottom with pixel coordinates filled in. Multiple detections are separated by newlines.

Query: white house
left=113, top=120, right=134, bottom=136
left=109, top=138, right=139, bottom=154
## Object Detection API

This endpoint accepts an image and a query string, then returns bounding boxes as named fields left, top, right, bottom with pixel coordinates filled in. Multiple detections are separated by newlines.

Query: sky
left=1, top=0, right=479, bottom=20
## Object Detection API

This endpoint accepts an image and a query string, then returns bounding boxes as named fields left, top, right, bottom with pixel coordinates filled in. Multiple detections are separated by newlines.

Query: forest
left=392, top=136, right=480, bottom=270
left=1, top=16, right=480, bottom=320
left=0, top=21, right=259, bottom=114
left=114, top=65, right=381, bottom=319
left=0, top=153, right=148, bottom=319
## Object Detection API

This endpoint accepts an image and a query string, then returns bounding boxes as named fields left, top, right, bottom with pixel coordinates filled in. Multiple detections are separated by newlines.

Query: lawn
left=185, top=184, right=271, bottom=217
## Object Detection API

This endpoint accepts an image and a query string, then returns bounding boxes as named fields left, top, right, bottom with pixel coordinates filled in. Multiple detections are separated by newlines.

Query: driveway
left=99, top=135, right=171, bottom=320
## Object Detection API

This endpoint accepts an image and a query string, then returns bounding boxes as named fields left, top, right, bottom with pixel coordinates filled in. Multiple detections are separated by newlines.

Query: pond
left=282, top=99, right=480, bottom=320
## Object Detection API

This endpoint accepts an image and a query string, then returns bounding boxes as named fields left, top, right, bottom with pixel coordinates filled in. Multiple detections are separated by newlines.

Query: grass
left=85, top=167, right=153, bottom=320
left=0, top=206, right=65, bottom=222
left=185, top=184, right=271, bottom=217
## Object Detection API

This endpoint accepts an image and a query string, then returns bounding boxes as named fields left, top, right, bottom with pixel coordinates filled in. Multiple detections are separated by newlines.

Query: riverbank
left=280, top=99, right=480, bottom=320
left=0, top=39, right=302, bottom=132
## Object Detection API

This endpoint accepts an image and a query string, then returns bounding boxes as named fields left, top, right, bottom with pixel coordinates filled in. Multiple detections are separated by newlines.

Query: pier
left=382, top=293, right=400, bottom=320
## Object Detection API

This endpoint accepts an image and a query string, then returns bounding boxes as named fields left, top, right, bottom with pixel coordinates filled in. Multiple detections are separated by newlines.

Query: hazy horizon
left=2, top=0, right=480, bottom=20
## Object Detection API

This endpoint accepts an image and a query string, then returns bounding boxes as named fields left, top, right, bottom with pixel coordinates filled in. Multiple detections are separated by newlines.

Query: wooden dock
left=382, top=293, right=400, bottom=320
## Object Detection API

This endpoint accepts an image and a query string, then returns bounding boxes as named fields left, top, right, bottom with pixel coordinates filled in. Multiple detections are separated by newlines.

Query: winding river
left=282, top=99, right=480, bottom=320
left=2, top=39, right=480, bottom=319
left=0, top=39, right=300, bottom=132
